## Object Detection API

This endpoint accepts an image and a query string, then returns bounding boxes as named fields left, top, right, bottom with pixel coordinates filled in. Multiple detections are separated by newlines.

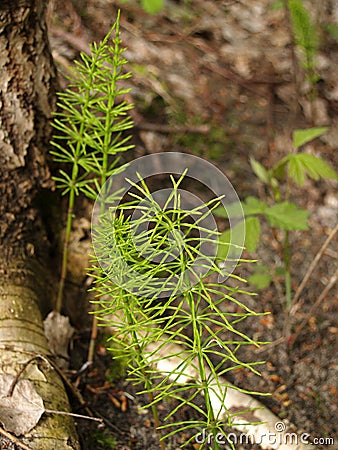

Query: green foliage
left=50, top=12, right=134, bottom=312
left=270, top=0, right=283, bottom=10
left=273, top=128, right=337, bottom=187
left=216, top=127, right=336, bottom=303
left=275, top=153, right=337, bottom=186
left=248, top=265, right=285, bottom=290
left=248, top=266, right=272, bottom=290
left=249, top=157, right=270, bottom=184
left=292, top=127, right=328, bottom=148
left=141, top=0, right=164, bottom=14
left=90, top=429, right=117, bottom=449
left=217, top=196, right=309, bottom=253
left=91, top=174, right=267, bottom=449
left=51, top=11, right=133, bottom=198
left=265, top=202, right=309, bottom=231
left=120, top=0, right=164, bottom=14
left=288, top=0, right=319, bottom=84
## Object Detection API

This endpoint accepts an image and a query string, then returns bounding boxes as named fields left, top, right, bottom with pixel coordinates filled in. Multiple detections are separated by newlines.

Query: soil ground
left=3, top=1, right=336, bottom=449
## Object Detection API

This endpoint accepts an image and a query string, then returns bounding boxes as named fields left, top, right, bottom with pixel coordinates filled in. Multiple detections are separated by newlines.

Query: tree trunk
left=0, top=1, right=79, bottom=448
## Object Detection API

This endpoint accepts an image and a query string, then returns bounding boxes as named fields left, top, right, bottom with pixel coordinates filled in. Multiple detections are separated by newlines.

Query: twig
left=284, top=224, right=338, bottom=340
left=254, top=336, right=285, bottom=354
left=7, top=355, right=51, bottom=397
left=0, top=426, right=32, bottom=450
left=46, top=356, right=93, bottom=419
left=44, top=409, right=102, bottom=422
left=291, top=224, right=338, bottom=309
left=290, top=268, right=338, bottom=346
left=90, top=407, right=123, bottom=434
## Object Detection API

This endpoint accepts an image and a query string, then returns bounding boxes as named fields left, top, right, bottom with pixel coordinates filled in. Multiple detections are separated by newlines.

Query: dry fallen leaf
left=0, top=373, right=44, bottom=435
left=44, top=311, right=74, bottom=369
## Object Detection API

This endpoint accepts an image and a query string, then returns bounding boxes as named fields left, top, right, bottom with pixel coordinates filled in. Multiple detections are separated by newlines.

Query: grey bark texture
left=0, top=0, right=80, bottom=448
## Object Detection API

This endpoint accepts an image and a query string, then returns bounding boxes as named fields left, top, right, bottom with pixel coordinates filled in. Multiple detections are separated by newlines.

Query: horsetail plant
left=90, top=173, right=268, bottom=449
left=50, top=12, right=134, bottom=362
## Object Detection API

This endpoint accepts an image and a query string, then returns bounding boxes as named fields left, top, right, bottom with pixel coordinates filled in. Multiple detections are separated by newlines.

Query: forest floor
left=21, top=1, right=337, bottom=449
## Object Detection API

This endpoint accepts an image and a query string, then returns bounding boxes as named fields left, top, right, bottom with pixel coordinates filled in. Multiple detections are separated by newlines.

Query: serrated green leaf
left=242, top=196, right=268, bottom=216
left=250, top=158, right=270, bottom=184
left=141, top=0, right=164, bottom=14
left=293, top=127, right=328, bottom=149
left=287, top=153, right=337, bottom=186
left=245, top=216, right=261, bottom=252
left=299, top=154, right=337, bottom=180
left=248, top=272, right=272, bottom=289
left=288, top=156, right=306, bottom=186
left=264, top=202, right=309, bottom=230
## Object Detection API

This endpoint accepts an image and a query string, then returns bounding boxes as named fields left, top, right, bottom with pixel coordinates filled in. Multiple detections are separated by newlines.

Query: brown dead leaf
left=43, top=311, right=74, bottom=369
left=120, top=394, right=128, bottom=413
left=0, top=373, right=44, bottom=436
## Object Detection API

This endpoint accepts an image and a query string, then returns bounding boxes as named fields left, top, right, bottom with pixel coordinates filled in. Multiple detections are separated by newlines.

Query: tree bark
left=0, top=1, right=79, bottom=448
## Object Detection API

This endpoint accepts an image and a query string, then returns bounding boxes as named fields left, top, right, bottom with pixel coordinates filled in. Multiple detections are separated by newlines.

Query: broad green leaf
left=250, top=157, right=270, bottom=184
left=141, top=0, right=164, bottom=14
left=288, top=155, right=306, bottom=186
left=293, top=127, right=328, bottom=149
left=248, top=272, right=272, bottom=289
left=217, top=221, right=244, bottom=261
left=288, top=153, right=337, bottom=186
left=218, top=216, right=260, bottom=256
left=264, top=202, right=309, bottom=231
left=245, top=216, right=261, bottom=252
left=242, top=196, right=268, bottom=216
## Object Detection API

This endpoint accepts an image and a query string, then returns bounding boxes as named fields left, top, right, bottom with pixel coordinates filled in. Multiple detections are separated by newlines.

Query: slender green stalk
left=186, top=289, right=220, bottom=450
left=287, top=0, right=319, bottom=122
left=53, top=47, right=99, bottom=313
left=284, top=230, right=292, bottom=308
left=56, top=192, right=74, bottom=313
left=88, top=22, right=117, bottom=364
left=51, top=11, right=134, bottom=323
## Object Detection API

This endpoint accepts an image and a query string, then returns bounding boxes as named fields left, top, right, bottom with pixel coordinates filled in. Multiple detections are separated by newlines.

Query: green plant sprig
left=50, top=11, right=134, bottom=314
left=287, top=0, right=319, bottom=87
left=216, top=127, right=337, bottom=306
left=90, top=174, right=268, bottom=449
